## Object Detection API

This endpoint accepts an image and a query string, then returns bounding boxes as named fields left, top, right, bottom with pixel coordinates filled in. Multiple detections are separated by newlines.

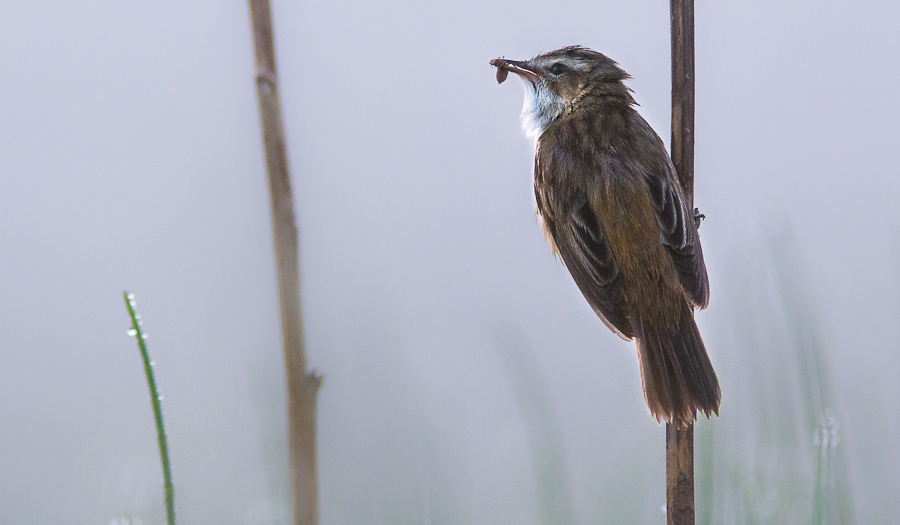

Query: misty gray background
left=1, top=0, right=898, bottom=523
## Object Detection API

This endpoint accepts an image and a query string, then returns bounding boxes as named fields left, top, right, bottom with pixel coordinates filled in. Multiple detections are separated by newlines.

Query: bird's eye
left=548, top=63, right=570, bottom=75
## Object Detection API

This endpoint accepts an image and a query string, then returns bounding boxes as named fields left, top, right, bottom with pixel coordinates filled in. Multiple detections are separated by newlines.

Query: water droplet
left=126, top=293, right=135, bottom=300
left=157, top=395, right=164, bottom=401
left=149, top=360, right=155, bottom=366
left=127, top=329, right=137, bottom=336
left=135, top=314, right=141, bottom=319
left=813, top=413, right=840, bottom=450
left=141, top=333, right=149, bottom=339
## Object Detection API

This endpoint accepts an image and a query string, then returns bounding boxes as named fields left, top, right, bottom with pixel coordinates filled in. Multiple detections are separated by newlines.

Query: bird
left=490, top=46, right=719, bottom=426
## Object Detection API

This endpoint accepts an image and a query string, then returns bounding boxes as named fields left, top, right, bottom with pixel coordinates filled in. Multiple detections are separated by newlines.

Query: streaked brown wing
left=536, top=187, right=634, bottom=339
left=642, top=160, right=710, bottom=309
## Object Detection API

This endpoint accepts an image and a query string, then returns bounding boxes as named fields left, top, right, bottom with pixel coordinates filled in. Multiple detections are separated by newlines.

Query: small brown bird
left=491, top=46, right=719, bottom=426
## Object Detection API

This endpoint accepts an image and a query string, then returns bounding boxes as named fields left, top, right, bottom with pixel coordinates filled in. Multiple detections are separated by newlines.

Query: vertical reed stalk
left=670, top=0, right=696, bottom=211
left=246, top=2, right=323, bottom=524
left=668, top=0, right=697, bottom=523
left=666, top=424, right=694, bottom=524
left=123, top=292, right=176, bottom=525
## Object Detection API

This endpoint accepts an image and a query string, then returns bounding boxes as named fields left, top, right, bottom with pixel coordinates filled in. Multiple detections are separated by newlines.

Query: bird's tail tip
left=634, top=308, right=720, bottom=427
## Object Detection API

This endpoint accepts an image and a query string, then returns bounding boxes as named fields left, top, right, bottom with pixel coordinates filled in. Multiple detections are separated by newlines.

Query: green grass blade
left=123, top=292, right=176, bottom=525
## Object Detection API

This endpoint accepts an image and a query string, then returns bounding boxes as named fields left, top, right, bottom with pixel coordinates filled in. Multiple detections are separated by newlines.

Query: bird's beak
left=490, top=58, right=539, bottom=84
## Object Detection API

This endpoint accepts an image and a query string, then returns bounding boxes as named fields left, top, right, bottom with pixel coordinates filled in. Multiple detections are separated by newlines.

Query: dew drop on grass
left=127, top=329, right=137, bottom=336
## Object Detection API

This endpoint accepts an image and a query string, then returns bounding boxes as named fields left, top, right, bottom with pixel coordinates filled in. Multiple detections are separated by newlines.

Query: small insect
left=491, top=58, right=509, bottom=84
left=496, top=66, right=509, bottom=84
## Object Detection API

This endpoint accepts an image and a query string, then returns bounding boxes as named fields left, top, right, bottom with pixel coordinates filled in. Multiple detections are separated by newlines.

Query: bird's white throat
left=520, top=80, right=566, bottom=141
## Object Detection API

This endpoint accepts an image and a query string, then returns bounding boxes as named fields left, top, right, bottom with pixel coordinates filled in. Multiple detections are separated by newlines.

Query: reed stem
left=246, top=2, right=322, bottom=523
left=668, top=0, right=697, bottom=523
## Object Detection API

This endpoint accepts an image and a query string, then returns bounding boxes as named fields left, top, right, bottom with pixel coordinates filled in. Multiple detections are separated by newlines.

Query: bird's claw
left=693, top=208, right=706, bottom=229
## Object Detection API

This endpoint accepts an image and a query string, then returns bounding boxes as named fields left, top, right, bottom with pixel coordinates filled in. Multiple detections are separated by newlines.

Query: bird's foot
left=693, top=208, right=706, bottom=229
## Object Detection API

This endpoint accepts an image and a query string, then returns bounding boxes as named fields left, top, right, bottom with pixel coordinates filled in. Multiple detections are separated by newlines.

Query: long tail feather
left=634, top=305, right=720, bottom=426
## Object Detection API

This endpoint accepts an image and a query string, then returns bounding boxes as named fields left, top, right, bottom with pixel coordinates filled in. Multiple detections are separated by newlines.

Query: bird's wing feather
left=536, top=187, right=634, bottom=339
left=642, top=158, right=710, bottom=309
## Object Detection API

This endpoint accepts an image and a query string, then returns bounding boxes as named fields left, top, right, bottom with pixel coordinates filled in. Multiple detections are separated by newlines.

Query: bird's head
left=491, top=46, right=632, bottom=140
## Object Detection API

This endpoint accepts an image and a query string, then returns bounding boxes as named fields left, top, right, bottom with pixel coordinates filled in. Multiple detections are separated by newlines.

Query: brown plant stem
left=668, top=0, right=696, bottom=524
left=247, top=2, right=322, bottom=524
left=671, top=0, right=695, bottom=210
left=666, top=424, right=694, bottom=524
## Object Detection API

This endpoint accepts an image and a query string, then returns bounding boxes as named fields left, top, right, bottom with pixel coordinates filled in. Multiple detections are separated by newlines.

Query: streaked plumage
left=491, top=46, right=720, bottom=425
